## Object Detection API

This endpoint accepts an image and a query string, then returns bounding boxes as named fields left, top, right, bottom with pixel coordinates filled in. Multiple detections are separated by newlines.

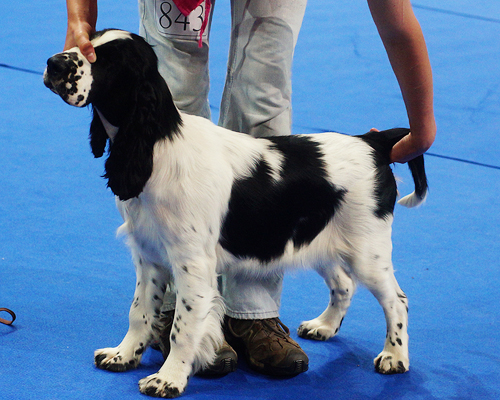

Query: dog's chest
left=118, top=199, right=175, bottom=266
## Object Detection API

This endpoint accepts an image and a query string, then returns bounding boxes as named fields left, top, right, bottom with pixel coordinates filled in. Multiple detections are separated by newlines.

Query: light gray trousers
left=138, top=0, right=307, bottom=318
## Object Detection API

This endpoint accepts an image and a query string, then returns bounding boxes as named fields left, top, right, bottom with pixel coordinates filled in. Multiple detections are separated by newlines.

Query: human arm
left=368, top=0, right=436, bottom=163
left=65, top=0, right=98, bottom=63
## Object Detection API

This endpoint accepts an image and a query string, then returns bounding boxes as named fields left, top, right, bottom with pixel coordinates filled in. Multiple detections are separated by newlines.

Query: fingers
left=64, top=24, right=96, bottom=63
left=390, top=131, right=434, bottom=163
left=76, top=34, right=96, bottom=63
left=369, top=127, right=434, bottom=163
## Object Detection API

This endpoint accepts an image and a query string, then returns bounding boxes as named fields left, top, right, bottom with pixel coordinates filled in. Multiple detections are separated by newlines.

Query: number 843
left=158, top=1, right=205, bottom=32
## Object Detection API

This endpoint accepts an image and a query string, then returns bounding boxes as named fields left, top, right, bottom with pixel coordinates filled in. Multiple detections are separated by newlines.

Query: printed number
left=159, top=1, right=172, bottom=29
left=158, top=1, right=204, bottom=32
left=175, top=12, right=190, bottom=31
left=193, top=5, right=204, bottom=32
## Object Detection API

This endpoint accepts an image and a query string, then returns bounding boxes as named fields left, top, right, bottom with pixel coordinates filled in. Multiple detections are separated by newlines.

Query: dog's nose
left=46, top=54, right=71, bottom=78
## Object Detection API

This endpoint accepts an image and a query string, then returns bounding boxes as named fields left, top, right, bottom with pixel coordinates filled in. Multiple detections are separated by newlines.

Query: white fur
left=94, top=113, right=414, bottom=397
left=95, top=109, right=119, bottom=140
left=398, top=190, right=427, bottom=207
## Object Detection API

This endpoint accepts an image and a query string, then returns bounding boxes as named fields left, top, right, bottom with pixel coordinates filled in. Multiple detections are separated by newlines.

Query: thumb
left=76, top=34, right=96, bottom=63
left=65, top=27, right=97, bottom=63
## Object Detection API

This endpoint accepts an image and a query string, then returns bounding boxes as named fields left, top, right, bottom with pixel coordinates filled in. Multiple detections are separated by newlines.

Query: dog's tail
left=397, top=154, right=427, bottom=207
left=357, top=128, right=428, bottom=208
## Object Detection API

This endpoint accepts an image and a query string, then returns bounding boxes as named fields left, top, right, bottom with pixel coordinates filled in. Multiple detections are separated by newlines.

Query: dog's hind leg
left=139, top=253, right=224, bottom=398
left=94, top=256, right=170, bottom=372
left=371, top=274, right=409, bottom=374
left=348, top=228, right=410, bottom=374
left=298, top=263, right=356, bottom=341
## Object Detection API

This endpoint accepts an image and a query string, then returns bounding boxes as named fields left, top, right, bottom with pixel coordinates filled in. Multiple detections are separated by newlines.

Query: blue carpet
left=1, top=1, right=499, bottom=399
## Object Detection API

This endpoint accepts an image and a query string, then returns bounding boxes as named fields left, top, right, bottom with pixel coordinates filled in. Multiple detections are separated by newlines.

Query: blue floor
left=1, top=1, right=499, bottom=399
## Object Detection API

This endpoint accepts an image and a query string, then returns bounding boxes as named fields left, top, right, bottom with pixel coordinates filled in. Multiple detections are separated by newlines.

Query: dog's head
left=44, top=29, right=182, bottom=201
left=44, top=30, right=138, bottom=108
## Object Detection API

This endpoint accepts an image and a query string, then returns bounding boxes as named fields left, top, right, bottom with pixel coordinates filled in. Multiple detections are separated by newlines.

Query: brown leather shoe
left=197, top=340, right=238, bottom=376
left=225, top=317, right=309, bottom=376
left=153, top=310, right=237, bottom=376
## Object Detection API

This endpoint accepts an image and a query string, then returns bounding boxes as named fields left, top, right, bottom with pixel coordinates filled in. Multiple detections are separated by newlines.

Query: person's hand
left=370, top=125, right=435, bottom=163
left=390, top=126, right=436, bottom=163
left=64, top=21, right=96, bottom=63
left=64, top=0, right=98, bottom=63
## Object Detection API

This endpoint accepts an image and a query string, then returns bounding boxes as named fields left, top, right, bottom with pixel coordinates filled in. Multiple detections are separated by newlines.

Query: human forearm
left=65, top=0, right=98, bottom=62
left=368, top=0, right=436, bottom=162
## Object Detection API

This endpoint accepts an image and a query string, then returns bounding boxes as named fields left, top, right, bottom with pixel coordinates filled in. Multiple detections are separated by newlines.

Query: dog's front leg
left=139, top=255, right=224, bottom=398
left=95, top=256, right=170, bottom=372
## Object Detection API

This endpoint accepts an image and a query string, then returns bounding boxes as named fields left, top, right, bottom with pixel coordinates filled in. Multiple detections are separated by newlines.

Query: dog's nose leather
left=46, top=55, right=69, bottom=77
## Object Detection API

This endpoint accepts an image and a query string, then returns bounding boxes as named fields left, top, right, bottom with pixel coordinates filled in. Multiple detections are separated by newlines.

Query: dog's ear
left=102, top=35, right=182, bottom=201
left=104, top=79, right=169, bottom=201
left=90, top=107, right=108, bottom=158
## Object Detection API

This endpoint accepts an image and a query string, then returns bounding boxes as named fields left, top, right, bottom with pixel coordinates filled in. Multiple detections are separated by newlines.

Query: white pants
left=138, top=0, right=307, bottom=318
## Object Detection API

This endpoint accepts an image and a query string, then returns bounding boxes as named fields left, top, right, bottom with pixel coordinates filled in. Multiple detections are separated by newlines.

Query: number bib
left=155, top=0, right=210, bottom=40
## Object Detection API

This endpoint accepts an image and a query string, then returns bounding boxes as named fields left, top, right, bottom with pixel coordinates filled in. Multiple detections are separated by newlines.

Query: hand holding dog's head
left=44, top=30, right=155, bottom=114
left=44, top=29, right=182, bottom=201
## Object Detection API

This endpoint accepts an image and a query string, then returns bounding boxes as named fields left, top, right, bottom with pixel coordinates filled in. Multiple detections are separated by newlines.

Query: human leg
left=139, top=0, right=212, bottom=118
left=221, top=0, right=308, bottom=322
left=219, top=0, right=307, bottom=137
left=220, top=0, right=309, bottom=376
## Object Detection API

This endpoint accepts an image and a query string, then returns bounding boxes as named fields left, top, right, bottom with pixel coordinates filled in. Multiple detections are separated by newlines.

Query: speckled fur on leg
left=298, top=263, right=356, bottom=341
left=95, top=256, right=170, bottom=372
left=138, top=257, right=224, bottom=398
left=374, top=289, right=409, bottom=374
left=344, top=227, right=410, bottom=375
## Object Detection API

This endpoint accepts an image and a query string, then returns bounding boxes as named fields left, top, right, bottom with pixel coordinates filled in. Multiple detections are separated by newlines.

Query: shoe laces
left=228, top=317, right=291, bottom=342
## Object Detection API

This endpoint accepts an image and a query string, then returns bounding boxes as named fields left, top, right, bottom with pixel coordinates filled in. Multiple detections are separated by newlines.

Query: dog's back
left=212, top=125, right=426, bottom=272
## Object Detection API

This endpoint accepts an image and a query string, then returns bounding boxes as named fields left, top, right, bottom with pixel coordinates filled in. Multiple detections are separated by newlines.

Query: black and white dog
left=44, top=29, right=427, bottom=398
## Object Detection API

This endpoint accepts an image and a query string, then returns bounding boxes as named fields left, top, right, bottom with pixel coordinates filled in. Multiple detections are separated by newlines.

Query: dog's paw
left=139, top=373, right=187, bottom=398
left=297, top=319, right=337, bottom=341
left=94, top=345, right=144, bottom=372
left=374, top=351, right=409, bottom=374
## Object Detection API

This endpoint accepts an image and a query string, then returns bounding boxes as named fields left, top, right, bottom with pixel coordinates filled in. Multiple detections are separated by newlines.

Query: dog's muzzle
left=44, top=54, right=70, bottom=90
left=43, top=52, right=91, bottom=107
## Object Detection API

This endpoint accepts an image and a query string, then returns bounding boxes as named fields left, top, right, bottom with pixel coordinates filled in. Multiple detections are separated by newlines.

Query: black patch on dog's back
left=220, top=135, right=346, bottom=263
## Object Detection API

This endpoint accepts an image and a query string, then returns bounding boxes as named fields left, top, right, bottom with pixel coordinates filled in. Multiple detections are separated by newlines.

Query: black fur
left=88, top=31, right=183, bottom=201
left=89, top=108, right=108, bottom=157
left=358, top=128, right=428, bottom=218
left=220, top=135, right=346, bottom=263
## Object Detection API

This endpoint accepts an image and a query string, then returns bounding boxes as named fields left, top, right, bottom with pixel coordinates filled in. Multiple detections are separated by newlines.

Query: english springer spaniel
left=44, top=29, right=428, bottom=398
